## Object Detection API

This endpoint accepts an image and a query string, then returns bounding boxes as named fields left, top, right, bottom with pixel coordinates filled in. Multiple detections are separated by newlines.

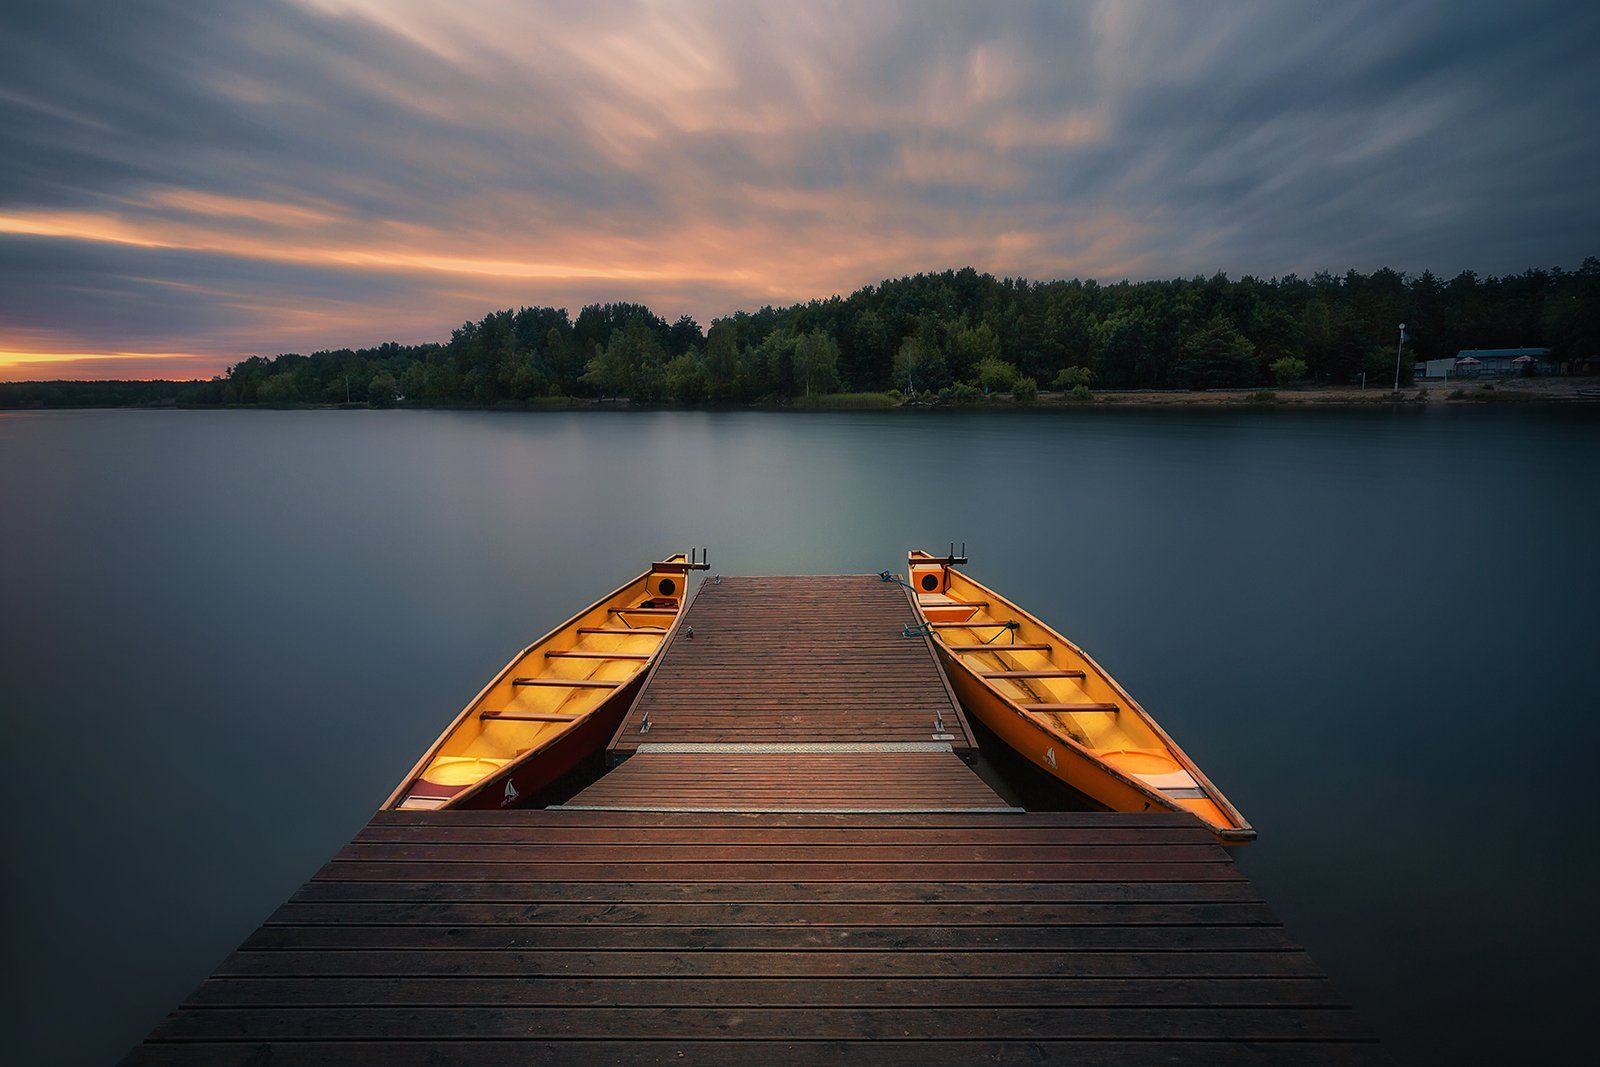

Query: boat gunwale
left=381, top=555, right=686, bottom=811
left=908, top=550, right=1255, bottom=843
left=604, top=570, right=706, bottom=759
left=893, top=581, right=978, bottom=753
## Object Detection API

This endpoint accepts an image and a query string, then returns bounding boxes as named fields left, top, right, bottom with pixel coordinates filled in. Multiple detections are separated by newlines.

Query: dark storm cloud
left=1, top=0, right=1596, bottom=377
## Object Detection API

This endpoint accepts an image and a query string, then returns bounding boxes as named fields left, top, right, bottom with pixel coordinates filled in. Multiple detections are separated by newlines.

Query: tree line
left=5, top=258, right=1596, bottom=409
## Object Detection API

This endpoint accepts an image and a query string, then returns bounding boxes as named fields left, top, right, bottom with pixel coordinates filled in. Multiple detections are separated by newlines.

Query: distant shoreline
left=4, top=377, right=1599, bottom=412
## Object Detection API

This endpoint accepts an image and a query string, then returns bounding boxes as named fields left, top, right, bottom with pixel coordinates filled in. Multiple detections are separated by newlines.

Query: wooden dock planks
left=126, top=573, right=1376, bottom=1063
left=610, top=575, right=975, bottom=753
left=562, top=748, right=1015, bottom=811
left=127, top=810, right=1377, bottom=1065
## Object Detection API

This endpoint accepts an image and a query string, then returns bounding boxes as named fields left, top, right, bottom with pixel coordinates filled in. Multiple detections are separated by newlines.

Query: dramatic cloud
left=1, top=0, right=1596, bottom=378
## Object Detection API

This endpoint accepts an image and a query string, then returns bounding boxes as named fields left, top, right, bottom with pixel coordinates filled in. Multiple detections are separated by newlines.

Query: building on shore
left=1416, top=348, right=1556, bottom=379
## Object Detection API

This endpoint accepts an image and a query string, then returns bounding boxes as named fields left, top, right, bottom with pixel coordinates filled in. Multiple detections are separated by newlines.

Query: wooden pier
left=127, top=574, right=1377, bottom=1064
left=610, top=575, right=977, bottom=754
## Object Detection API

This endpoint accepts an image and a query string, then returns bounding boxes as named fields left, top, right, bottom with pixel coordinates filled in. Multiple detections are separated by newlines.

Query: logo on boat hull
left=502, top=780, right=519, bottom=806
left=1045, top=747, right=1057, bottom=769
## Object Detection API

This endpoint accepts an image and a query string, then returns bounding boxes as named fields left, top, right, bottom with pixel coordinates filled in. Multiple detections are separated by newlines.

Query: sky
left=1, top=0, right=1597, bottom=381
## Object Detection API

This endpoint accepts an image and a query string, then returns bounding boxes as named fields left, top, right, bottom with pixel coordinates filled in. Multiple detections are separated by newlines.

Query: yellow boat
left=384, top=552, right=704, bottom=811
left=907, top=549, right=1254, bottom=843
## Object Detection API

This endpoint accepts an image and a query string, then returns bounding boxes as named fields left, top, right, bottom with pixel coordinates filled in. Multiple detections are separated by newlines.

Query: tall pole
left=1393, top=323, right=1406, bottom=393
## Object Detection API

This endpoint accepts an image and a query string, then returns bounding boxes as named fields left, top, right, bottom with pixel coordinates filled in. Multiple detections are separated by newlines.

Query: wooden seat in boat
left=1021, top=702, right=1120, bottom=713
left=479, top=711, right=583, bottom=722
left=980, top=669, right=1087, bottom=679
left=946, top=642, right=1051, bottom=652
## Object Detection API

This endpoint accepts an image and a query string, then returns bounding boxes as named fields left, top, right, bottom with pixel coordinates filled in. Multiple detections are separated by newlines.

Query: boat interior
left=908, top=551, right=1241, bottom=832
left=394, top=556, right=690, bottom=810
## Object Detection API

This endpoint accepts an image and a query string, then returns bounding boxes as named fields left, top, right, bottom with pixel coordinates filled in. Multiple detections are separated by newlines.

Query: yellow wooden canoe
left=384, top=552, right=703, bottom=811
left=907, top=550, right=1255, bottom=843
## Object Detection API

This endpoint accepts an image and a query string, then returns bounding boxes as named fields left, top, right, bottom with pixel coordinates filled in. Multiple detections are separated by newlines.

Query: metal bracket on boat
left=660, top=548, right=712, bottom=573
left=980, top=620, right=1022, bottom=645
left=902, top=622, right=934, bottom=639
left=926, top=541, right=969, bottom=567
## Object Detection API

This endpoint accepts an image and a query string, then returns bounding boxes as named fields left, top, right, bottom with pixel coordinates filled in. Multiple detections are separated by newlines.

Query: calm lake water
left=2, top=407, right=1597, bottom=1063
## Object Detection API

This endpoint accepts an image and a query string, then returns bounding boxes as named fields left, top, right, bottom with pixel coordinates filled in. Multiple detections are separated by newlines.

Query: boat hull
left=936, top=645, right=1172, bottom=817
left=448, top=670, right=647, bottom=809
left=909, top=550, right=1254, bottom=845
left=384, top=553, right=701, bottom=812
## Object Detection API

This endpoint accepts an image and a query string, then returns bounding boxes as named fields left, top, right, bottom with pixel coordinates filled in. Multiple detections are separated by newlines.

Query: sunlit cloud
left=0, top=0, right=1596, bottom=378
left=0, top=349, right=224, bottom=382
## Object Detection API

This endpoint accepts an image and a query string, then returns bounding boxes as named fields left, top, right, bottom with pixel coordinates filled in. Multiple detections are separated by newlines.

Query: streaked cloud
left=1, top=0, right=1596, bottom=379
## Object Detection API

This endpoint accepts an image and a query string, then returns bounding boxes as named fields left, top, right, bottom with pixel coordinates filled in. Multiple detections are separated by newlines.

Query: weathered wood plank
left=147, top=1005, right=1368, bottom=1042
left=332, top=843, right=1227, bottom=864
left=364, top=810, right=1204, bottom=827
left=313, top=860, right=1247, bottom=883
left=212, top=948, right=1325, bottom=979
left=183, top=975, right=1347, bottom=1008
left=125, top=1039, right=1383, bottom=1066
left=239, top=923, right=1297, bottom=952
left=353, top=824, right=1219, bottom=845
left=265, top=900, right=1280, bottom=927
left=289, top=879, right=1265, bottom=905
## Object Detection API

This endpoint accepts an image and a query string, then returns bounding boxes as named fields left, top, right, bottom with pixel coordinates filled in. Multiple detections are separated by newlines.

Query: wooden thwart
left=981, top=669, right=1087, bottom=679
left=479, top=711, right=582, bottom=723
left=1022, top=702, right=1121, bottom=714
left=946, top=642, right=1052, bottom=652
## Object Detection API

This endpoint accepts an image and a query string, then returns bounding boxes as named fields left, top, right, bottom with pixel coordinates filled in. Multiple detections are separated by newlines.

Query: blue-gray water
left=2, top=407, right=1596, bottom=1064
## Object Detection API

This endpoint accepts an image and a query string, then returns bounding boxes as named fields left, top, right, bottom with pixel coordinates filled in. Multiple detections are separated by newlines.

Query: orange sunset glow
left=2, top=0, right=1596, bottom=380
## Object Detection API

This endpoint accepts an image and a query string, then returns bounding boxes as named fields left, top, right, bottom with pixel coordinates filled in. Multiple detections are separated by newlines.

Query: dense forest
left=6, top=259, right=1597, bottom=409
left=0, top=379, right=189, bottom=408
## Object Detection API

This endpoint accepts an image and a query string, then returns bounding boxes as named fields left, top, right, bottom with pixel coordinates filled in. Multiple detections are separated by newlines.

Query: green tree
left=368, top=371, right=398, bottom=407
left=1012, top=376, right=1038, bottom=401
left=792, top=329, right=840, bottom=396
left=948, top=321, right=1002, bottom=380
left=705, top=320, right=740, bottom=398
left=1052, top=365, right=1093, bottom=390
left=1363, top=345, right=1411, bottom=387
left=258, top=370, right=302, bottom=404
left=1172, top=314, right=1257, bottom=389
left=582, top=321, right=666, bottom=398
left=508, top=356, right=549, bottom=400
left=663, top=351, right=710, bottom=403
left=892, top=335, right=945, bottom=393
left=1542, top=257, right=1600, bottom=361
left=971, top=356, right=1018, bottom=393
left=399, top=362, right=426, bottom=400
left=1269, top=357, right=1308, bottom=385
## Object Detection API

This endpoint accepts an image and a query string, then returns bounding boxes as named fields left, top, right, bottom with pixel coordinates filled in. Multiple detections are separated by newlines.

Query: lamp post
left=1393, top=323, right=1407, bottom=393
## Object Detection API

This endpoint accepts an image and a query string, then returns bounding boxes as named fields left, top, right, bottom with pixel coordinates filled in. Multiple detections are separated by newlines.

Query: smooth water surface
left=2, top=407, right=1597, bottom=1063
